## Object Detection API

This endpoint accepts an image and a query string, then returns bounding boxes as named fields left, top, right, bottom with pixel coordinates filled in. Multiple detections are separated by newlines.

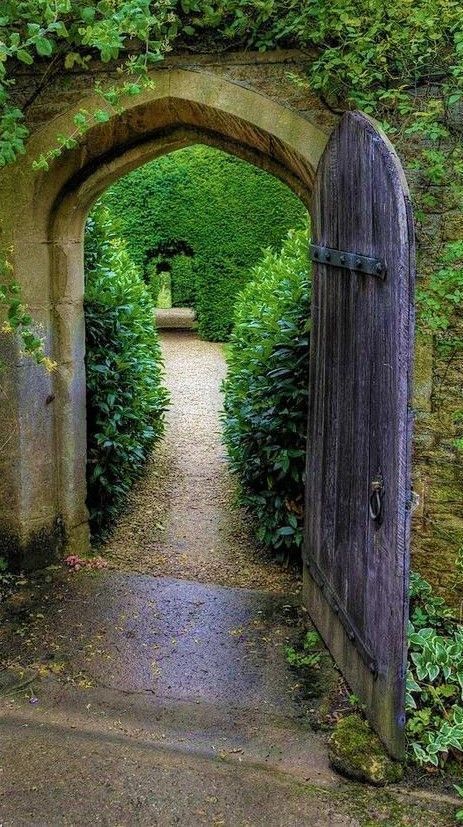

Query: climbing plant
left=102, top=145, right=306, bottom=340
left=0, top=281, right=55, bottom=370
left=0, top=0, right=176, bottom=168
left=1, top=2, right=462, bottom=163
left=0, top=251, right=55, bottom=370
left=1, top=2, right=462, bottom=326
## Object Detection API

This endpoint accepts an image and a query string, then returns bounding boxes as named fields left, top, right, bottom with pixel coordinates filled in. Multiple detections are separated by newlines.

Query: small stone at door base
left=328, top=714, right=404, bottom=786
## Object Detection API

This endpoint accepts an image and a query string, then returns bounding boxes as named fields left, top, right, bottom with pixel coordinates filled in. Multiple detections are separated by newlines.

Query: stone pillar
left=0, top=163, right=90, bottom=569
left=52, top=235, right=90, bottom=556
left=0, top=335, right=23, bottom=565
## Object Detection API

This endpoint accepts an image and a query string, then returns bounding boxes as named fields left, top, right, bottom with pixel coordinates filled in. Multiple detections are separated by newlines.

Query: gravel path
left=103, top=330, right=299, bottom=593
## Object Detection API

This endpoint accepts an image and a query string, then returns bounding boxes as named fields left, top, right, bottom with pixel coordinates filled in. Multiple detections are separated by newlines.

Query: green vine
left=0, top=0, right=176, bottom=167
left=0, top=250, right=54, bottom=368
left=1, top=2, right=462, bottom=340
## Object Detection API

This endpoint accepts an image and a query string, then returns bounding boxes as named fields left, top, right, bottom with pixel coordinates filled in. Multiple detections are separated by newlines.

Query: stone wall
left=395, top=109, right=463, bottom=605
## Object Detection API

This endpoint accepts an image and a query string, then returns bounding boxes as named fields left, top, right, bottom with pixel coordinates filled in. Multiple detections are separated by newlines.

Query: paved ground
left=1, top=572, right=455, bottom=825
left=0, top=332, right=457, bottom=825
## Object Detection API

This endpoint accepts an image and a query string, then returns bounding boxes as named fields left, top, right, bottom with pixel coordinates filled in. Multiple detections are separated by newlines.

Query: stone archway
left=0, top=66, right=329, bottom=564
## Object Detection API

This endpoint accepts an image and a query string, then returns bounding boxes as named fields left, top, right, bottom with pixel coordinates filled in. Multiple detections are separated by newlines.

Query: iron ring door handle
left=369, top=480, right=384, bottom=526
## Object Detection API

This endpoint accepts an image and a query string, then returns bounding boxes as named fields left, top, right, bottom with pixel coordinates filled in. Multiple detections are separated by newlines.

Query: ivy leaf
left=64, top=52, right=80, bottom=69
left=94, top=110, right=110, bottom=123
left=16, top=49, right=34, bottom=65
left=81, top=7, right=96, bottom=22
left=35, top=37, right=53, bottom=57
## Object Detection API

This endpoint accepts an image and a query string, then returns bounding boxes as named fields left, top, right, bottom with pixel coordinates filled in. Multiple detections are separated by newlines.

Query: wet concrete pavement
left=0, top=571, right=347, bottom=825
left=0, top=571, right=456, bottom=825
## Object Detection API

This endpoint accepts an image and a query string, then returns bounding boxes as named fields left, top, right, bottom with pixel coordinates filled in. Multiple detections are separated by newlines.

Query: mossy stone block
left=328, top=714, right=404, bottom=786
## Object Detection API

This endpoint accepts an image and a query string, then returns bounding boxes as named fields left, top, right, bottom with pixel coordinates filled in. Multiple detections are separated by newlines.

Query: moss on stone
left=328, top=714, right=404, bottom=786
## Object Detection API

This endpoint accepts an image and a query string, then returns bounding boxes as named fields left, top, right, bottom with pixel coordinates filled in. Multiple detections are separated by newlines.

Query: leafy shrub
left=102, top=145, right=306, bottom=340
left=285, top=630, right=322, bottom=669
left=84, top=204, right=169, bottom=538
left=406, top=572, right=463, bottom=768
left=222, top=229, right=310, bottom=554
left=170, top=256, right=196, bottom=308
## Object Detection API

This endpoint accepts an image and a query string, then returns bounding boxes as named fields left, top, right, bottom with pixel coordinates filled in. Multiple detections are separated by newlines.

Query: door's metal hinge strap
left=310, top=243, right=386, bottom=279
left=306, top=554, right=379, bottom=677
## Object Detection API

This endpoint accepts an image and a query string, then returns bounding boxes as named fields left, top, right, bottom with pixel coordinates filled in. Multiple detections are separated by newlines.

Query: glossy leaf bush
left=222, top=229, right=310, bottom=555
left=84, top=204, right=169, bottom=538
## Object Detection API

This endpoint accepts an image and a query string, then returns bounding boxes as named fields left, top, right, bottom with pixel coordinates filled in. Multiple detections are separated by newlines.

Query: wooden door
left=304, top=111, right=415, bottom=758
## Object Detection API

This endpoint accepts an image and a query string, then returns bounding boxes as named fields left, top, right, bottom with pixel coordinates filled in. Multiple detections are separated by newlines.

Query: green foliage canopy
left=1, top=1, right=462, bottom=166
left=0, top=0, right=175, bottom=167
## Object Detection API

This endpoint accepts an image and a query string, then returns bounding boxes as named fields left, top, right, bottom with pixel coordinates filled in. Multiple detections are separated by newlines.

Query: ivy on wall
left=101, top=144, right=307, bottom=340
left=1, top=2, right=461, bottom=336
left=1, top=2, right=462, bottom=161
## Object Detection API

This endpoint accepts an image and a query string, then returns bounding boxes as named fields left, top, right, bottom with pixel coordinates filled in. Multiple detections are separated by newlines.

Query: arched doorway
left=0, top=71, right=414, bottom=756
left=0, top=70, right=327, bottom=569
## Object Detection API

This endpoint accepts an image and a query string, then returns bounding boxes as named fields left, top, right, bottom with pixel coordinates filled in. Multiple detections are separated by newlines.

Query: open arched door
left=304, top=111, right=415, bottom=758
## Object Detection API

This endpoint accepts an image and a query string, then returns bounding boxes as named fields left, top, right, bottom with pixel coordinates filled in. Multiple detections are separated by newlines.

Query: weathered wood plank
left=303, top=111, right=415, bottom=758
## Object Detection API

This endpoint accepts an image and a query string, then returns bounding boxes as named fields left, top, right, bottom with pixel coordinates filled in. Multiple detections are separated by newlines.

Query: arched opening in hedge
left=101, top=144, right=308, bottom=331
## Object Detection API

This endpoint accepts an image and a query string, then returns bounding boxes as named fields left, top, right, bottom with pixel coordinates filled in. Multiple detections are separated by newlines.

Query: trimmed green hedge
left=222, top=229, right=311, bottom=555
left=170, top=256, right=196, bottom=308
left=102, top=145, right=307, bottom=340
left=196, top=256, right=245, bottom=341
left=84, top=204, right=169, bottom=539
